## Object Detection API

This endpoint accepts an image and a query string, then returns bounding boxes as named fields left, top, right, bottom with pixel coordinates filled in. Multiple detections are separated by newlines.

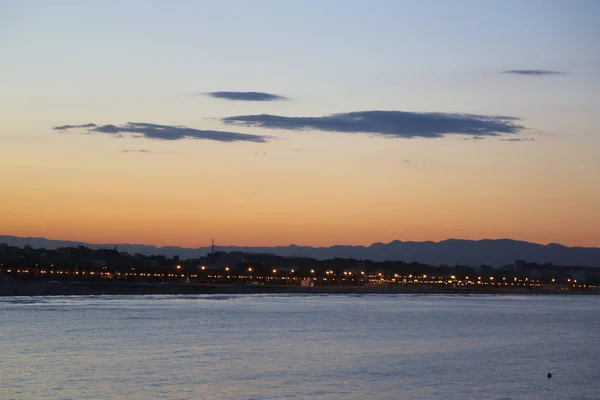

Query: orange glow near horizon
left=1, top=124, right=599, bottom=249
left=2, top=186, right=599, bottom=248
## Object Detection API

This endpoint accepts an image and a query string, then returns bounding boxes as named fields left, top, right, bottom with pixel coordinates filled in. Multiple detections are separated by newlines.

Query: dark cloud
left=122, top=149, right=151, bottom=153
left=222, top=110, right=525, bottom=139
left=53, top=123, right=97, bottom=130
left=499, top=138, right=535, bottom=142
left=502, top=70, right=565, bottom=76
left=53, top=122, right=268, bottom=143
left=206, top=91, right=288, bottom=101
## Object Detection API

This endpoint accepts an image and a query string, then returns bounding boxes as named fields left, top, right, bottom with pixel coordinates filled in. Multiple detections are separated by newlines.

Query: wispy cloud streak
left=206, top=91, right=288, bottom=101
left=499, top=138, right=535, bottom=142
left=502, top=70, right=565, bottom=76
left=53, top=123, right=97, bottom=130
left=53, top=122, right=269, bottom=143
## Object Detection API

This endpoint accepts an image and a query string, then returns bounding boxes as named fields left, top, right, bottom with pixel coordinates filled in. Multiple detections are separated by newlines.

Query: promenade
left=1, top=278, right=595, bottom=297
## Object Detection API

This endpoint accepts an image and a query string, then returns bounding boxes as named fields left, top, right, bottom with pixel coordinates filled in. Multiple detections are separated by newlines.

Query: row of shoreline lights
left=176, top=267, right=564, bottom=286
left=185, top=267, right=545, bottom=282
left=176, top=265, right=580, bottom=283
left=3, top=265, right=578, bottom=285
left=2, top=268, right=592, bottom=288
left=1, top=266, right=566, bottom=281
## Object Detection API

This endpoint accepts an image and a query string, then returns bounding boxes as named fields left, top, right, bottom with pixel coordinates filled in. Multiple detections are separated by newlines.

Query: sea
left=1, top=294, right=598, bottom=400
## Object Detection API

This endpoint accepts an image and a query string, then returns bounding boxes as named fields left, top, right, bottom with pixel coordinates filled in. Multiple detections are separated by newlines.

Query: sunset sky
left=1, top=0, right=599, bottom=248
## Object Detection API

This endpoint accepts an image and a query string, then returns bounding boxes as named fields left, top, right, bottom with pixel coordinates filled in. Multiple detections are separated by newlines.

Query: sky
left=1, top=0, right=599, bottom=248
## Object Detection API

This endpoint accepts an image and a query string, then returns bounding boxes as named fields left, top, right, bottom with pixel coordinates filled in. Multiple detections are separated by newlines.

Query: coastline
left=1, top=279, right=596, bottom=297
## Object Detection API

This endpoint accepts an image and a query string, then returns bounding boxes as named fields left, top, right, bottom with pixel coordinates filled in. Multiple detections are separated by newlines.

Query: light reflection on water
left=1, top=294, right=599, bottom=399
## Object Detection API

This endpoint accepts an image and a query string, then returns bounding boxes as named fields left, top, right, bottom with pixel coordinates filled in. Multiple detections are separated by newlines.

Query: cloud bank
left=53, top=122, right=268, bottom=143
left=206, top=91, right=288, bottom=101
left=222, top=110, right=525, bottom=139
left=502, top=70, right=565, bottom=76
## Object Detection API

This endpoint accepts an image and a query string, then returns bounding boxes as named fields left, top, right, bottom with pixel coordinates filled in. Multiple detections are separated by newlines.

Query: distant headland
left=1, top=234, right=599, bottom=267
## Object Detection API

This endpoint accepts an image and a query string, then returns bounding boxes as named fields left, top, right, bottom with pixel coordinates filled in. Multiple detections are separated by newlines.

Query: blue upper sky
left=3, top=0, right=598, bottom=117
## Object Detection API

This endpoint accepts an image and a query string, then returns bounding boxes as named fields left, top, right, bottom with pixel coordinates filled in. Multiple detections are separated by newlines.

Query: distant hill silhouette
left=1, top=235, right=598, bottom=267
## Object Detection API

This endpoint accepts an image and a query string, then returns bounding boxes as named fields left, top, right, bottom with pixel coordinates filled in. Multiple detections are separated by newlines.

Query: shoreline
left=1, top=279, right=596, bottom=297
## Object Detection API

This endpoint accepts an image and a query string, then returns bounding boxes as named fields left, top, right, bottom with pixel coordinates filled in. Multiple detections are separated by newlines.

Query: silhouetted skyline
left=2, top=235, right=599, bottom=268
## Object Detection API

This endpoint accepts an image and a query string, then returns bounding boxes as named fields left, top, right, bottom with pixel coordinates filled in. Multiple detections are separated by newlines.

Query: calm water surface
left=1, top=294, right=599, bottom=399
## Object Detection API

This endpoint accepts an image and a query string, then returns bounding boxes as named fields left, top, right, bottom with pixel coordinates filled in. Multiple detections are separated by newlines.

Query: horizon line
left=1, top=234, right=595, bottom=250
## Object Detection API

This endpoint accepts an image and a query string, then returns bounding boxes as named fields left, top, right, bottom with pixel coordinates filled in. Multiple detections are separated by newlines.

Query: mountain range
left=1, top=235, right=599, bottom=267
